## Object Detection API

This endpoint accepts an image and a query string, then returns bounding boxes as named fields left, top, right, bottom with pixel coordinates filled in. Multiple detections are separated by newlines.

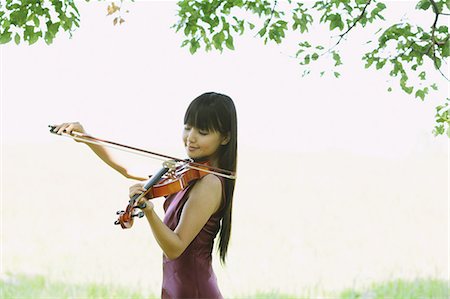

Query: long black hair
left=184, top=92, right=237, bottom=264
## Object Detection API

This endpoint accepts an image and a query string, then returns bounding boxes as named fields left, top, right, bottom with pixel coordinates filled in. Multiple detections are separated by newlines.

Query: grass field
left=1, top=273, right=448, bottom=299
left=2, top=143, right=448, bottom=298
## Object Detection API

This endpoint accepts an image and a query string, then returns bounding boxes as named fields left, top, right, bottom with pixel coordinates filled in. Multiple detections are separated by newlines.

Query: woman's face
left=182, top=125, right=228, bottom=161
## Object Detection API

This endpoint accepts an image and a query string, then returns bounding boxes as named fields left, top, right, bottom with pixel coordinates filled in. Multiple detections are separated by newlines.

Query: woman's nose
left=187, top=129, right=196, bottom=142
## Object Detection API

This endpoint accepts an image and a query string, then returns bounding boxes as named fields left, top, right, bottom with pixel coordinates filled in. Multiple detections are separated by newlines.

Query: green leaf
left=364, top=57, right=374, bottom=68
left=415, top=89, right=425, bottom=100
left=225, top=35, right=234, bottom=50
left=442, top=41, right=449, bottom=57
left=431, top=83, right=438, bottom=90
left=419, top=71, right=426, bottom=80
left=33, top=16, right=40, bottom=27
left=14, top=33, right=20, bottom=45
left=388, top=87, right=392, bottom=92
left=212, top=31, right=224, bottom=49
left=304, top=54, right=310, bottom=65
left=433, top=124, right=444, bottom=134
left=311, top=53, right=319, bottom=60
left=329, top=14, right=344, bottom=31
left=298, top=41, right=311, bottom=48
left=184, top=25, right=190, bottom=36
left=47, top=22, right=60, bottom=37
left=44, top=31, right=53, bottom=45
left=248, top=22, right=255, bottom=30
left=29, top=31, right=41, bottom=45
left=189, top=39, right=200, bottom=54
left=416, top=0, right=431, bottom=10
left=404, top=86, right=413, bottom=94
left=420, top=32, right=431, bottom=40
left=435, top=58, right=442, bottom=69
left=0, top=30, right=12, bottom=44
left=258, top=27, right=266, bottom=37
left=332, top=52, right=342, bottom=66
left=181, top=39, right=189, bottom=47
left=299, top=54, right=310, bottom=65
left=10, top=9, right=28, bottom=26
left=375, top=59, right=386, bottom=70
left=296, top=49, right=304, bottom=57
left=334, top=71, right=340, bottom=78
left=376, top=3, right=386, bottom=10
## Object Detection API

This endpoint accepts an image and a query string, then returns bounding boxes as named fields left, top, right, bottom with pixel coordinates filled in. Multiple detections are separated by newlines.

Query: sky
left=1, top=0, right=448, bottom=159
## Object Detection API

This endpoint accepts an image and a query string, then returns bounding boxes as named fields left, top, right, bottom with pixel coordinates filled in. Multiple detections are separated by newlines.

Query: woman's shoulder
left=192, top=173, right=223, bottom=194
left=186, top=174, right=224, bottom=213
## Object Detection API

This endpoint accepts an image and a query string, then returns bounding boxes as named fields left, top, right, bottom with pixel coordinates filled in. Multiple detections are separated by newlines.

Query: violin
left=48, top=125, right=235, bottom=229
left=114, top=160, right=212, bottom=229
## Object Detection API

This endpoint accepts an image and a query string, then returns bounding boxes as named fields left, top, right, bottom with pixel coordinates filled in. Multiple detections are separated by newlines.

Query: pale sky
left=1, top=0, right=448, bottom=156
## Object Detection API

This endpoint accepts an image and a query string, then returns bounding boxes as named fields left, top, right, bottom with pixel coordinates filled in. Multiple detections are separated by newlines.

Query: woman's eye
left=199, top=130, right=209, bottom=135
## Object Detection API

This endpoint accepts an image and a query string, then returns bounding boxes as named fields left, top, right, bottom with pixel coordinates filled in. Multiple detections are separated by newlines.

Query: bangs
left=184, top=97, right=226, bottom=133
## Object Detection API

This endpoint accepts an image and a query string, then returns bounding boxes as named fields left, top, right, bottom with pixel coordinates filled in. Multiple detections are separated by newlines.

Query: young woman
left=53, top=92, right=237, bottom=299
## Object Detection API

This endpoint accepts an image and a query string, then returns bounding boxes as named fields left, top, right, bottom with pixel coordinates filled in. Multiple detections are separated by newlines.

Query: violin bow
left=48, top=125, right=236, bottom=179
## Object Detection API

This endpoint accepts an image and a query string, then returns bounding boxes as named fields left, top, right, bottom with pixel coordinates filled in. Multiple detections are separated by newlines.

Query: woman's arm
left=136, top=174, right=222, bottom=259
left=53, top=122, right=147, bottom=181
left=85, top=142, right=146, bottom=180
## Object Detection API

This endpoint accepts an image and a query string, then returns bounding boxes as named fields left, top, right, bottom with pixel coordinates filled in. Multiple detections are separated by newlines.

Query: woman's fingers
left=137, top=196, right=153, bottom=211
left=54, top=123, right=67, bottom=134
left=129, top=183, right=154, bottom=211
left=129, top=183, right=146, bottom=199
left=53, top=122, right=85, bottom=135
left=129, top=183, right=144, bottom=192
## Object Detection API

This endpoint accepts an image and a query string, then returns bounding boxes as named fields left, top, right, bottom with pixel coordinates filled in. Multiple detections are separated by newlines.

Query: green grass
left=0, top=273, right=148, bottom=299
left=339, top=278, right=449, bottom=299
left=0, top=273, right=448, bottom=299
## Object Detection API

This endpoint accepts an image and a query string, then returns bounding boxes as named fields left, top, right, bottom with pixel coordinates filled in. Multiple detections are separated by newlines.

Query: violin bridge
left=163, top=159, right=177, bottom=172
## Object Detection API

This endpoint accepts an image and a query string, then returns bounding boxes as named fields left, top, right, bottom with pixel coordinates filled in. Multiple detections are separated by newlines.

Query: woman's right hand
left=51, top=122, right=148, bottom=181
left=52, top=122, right=86, bottom=142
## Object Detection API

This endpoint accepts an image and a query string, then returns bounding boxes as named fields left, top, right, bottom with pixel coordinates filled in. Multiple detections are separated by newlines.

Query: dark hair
left=184, top=92, right=237, bottom=264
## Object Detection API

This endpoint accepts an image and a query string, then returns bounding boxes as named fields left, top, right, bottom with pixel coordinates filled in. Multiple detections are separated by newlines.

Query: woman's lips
left=188, top=146, right=199, bottom=151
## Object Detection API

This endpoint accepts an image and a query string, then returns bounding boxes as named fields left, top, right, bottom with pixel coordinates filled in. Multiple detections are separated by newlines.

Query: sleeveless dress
left=161, top=176, right=226, bottom=299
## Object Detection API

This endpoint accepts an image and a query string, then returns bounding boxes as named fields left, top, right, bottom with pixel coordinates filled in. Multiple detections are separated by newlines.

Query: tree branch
left=428, top=0, right=448, bottom=81
left=335, top=0, right=372, bottom=47
left=253, top=0, right=278, bottom=38
left=322, top=0, right=372, bottom=57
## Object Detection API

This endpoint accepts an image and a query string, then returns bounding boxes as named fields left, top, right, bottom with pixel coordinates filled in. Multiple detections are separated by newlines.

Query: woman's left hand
left=129, top=183, right=154, bottom=212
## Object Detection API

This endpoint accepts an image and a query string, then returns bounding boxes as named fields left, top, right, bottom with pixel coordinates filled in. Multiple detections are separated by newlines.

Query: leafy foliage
left=0, top=0, right=80, bottom=45
left=1, top=0, right=449, bottom=136
left=171, top=0, right=449, bottom=136
left=433, top=97, right=450, bottom=137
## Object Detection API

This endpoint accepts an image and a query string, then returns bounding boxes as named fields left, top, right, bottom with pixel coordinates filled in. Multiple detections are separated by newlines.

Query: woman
left=53, top=92, right=237, bottom=298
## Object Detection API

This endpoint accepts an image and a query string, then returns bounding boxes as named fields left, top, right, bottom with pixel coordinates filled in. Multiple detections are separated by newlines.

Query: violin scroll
left=114, top=165, right=172, bottom=229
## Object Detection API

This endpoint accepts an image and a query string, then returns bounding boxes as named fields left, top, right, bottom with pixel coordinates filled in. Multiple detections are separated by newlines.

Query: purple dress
left=162, top=177, right=225, bottom=299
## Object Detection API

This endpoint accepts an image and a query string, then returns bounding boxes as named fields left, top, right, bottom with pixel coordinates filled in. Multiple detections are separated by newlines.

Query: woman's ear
left=221, top=133, right=231, bottom=145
